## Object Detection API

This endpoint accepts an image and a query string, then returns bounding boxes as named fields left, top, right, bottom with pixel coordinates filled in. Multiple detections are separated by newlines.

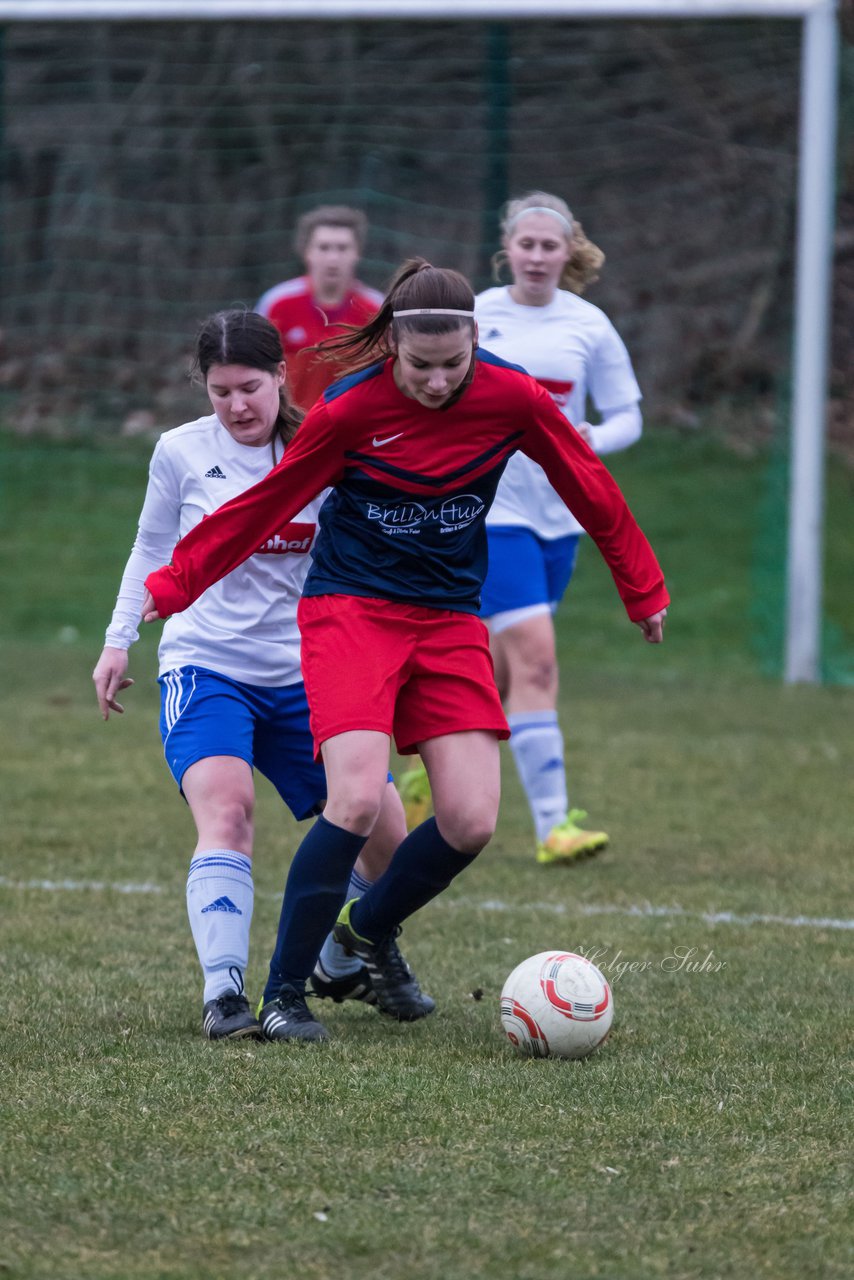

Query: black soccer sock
left=263, top=815, right=367, bottom=1000
left=348, top=817, right=477, bottom=943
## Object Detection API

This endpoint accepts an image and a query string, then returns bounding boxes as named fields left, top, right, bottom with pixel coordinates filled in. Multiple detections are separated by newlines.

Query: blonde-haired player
left=399, top=195, right=643, bottom=858
left=477, top=190, right=643, bottom=864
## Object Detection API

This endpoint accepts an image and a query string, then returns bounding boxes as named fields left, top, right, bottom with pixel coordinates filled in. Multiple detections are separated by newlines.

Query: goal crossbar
left=0, top=2, right=834, bottom=21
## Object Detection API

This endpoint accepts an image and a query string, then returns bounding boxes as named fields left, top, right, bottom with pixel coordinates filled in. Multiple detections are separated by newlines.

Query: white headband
left=506, top=206, right=573, bottom=236
left=392, top=308, right=475, bottom=318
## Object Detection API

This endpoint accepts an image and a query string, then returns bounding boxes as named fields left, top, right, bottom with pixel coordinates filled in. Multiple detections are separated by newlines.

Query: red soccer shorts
left=297, top=594, right=510, bottom=757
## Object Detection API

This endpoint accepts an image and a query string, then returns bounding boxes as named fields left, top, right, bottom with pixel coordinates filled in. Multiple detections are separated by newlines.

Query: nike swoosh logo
left=372, top=432, right=405, bottom=448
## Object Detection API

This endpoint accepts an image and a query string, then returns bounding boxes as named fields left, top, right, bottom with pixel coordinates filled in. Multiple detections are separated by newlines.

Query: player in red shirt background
left=256, top=205, right=383, bottom=411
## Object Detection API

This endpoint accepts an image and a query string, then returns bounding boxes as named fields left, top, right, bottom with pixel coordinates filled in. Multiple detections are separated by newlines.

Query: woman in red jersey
left=143, top=260, right=668, bottom=1043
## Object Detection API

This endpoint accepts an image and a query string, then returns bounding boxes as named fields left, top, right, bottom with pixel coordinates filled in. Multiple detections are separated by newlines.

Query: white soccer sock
left=186, top=850, right=254, bottom=1002
left=508, top=711, right=569, bottom=843
left=316, top=868, right=374, bottom=978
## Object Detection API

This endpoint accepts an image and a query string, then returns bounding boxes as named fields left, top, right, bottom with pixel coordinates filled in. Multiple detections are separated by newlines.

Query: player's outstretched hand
left=92, top=645, right=135, bottom=720
left=637, top=609, right=667, bottom=643
left=141, top=588, right=163, bottom=624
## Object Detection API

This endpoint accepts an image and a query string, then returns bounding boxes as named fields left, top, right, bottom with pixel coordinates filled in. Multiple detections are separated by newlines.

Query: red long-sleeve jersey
left=146, top=351, right=669, bottom=623
left=255, top=275, right=383, bottom=410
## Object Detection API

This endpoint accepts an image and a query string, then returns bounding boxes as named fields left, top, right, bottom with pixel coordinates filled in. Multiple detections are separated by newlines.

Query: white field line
left=1, top=876, right=852, bottom=931
left=449, top=897, right=854, bottom=931
left=0, top=876, right=167, bottom=895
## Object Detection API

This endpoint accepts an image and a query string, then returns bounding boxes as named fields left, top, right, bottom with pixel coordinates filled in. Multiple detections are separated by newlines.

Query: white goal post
left=0, top=0, right=840, bottom=683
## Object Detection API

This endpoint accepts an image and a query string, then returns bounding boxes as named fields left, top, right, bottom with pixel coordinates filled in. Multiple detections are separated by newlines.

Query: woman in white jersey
left=478, top=191, right=643, bottom=865
left=92, top=310, right=424, bottom=1042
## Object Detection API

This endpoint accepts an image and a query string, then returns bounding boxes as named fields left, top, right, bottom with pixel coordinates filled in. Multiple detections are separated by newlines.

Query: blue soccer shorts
left=158, top=666, right=327, bottom=821
left=480, top=527, right=581, bottom=628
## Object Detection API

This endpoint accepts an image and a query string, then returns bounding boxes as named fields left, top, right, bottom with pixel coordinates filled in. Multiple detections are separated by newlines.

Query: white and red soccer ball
left=500, top=951, right=613, bottom=1060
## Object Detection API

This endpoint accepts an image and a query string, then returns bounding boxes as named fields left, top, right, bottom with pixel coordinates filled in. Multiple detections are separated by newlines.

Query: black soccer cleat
left=309, top=959, right=378, bottom=1005
left=258, top=983, right=330, bottom=1043
left=202, top=991, right=262, bottom=1041
left=333, top=902, right=436, bottom=1023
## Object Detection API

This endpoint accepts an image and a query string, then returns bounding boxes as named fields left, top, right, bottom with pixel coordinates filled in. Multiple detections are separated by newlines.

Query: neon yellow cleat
left=536, top=809, right=609, bottom=865
left=397, top=758, right=433, bottom=830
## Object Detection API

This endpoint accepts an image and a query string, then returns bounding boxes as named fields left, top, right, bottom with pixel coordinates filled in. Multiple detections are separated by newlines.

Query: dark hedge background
left=1, top=16, right=852, bottom=446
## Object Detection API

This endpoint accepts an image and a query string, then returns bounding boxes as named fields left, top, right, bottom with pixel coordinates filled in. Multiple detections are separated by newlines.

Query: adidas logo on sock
left=201, top=895, right=242, bottom=914
left=205, top=465, right=227, bottom=479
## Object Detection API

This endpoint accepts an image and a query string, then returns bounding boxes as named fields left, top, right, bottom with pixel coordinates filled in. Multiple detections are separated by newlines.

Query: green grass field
left=1, top=429, right=852, bottom=1280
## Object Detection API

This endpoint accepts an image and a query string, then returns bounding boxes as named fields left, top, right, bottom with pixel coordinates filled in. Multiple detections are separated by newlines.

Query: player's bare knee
left=504, top=640, right=556, bottom=699
left=524, top=655, right=558, bottom=695
left=208, top=797, right=254, bottom=848
left=325, top=781, right=385, bottom=835
left=437, top=806, right=497, bottom=855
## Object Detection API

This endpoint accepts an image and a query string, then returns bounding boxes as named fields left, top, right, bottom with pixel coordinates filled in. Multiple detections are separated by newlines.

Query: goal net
left=0, top=1, right=849, bottom=679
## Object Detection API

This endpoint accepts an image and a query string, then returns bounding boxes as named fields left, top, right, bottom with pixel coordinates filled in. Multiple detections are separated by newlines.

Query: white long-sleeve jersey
left=104, top=413, right=326, bottom=686
left=475, top=286, right=642, bottom=539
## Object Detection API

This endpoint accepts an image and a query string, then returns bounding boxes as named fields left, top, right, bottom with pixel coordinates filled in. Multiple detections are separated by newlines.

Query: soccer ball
left=500, top=951, right=613, bottom=1060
